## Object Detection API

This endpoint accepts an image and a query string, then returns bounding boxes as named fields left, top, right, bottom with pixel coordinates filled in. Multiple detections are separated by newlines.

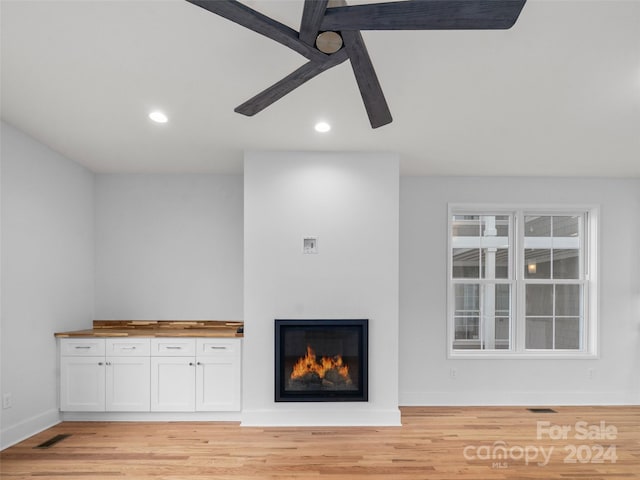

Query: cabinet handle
left=106, top=362, right=112, bottom=366
left=210, top=346, right=227, bottom=350
left=121, top=346, right=137, bottom=350
left=166, top=346, right=182, bottom=350
left=189, top=362, right=195, bottom=366
left=98, top=362, right=104, bottom=366
left=74, top=346, right=91, bottom=349
left=196, top=362, right=202, bottom=366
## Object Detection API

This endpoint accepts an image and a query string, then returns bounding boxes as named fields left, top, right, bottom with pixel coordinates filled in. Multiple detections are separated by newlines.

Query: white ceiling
left=1, top=0, right=639, bottom=176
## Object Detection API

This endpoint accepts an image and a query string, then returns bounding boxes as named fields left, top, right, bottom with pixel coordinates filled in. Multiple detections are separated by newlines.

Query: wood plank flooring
left=2, top=406, right=639, bottom=479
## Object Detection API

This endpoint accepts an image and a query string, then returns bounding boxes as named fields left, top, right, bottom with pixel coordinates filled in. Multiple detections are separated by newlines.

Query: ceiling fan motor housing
left=315, top=31, right=343, bottom=54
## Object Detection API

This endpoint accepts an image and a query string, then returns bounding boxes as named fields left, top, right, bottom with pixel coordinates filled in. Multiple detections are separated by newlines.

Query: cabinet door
left=150, top=357, right=195, bottom=411
left=195, top=356, right=241, bottom=411
left=106, top=357, right=151, bottom=412
left=60, top=356, right=105, bottom=411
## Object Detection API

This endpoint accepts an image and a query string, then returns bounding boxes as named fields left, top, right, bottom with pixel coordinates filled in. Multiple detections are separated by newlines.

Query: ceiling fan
left=186, top=0, right=527, bottom=128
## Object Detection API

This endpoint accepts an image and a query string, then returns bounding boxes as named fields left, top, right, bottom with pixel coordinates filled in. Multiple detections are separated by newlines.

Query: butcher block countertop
left=55, top=320, right=244, bottom=338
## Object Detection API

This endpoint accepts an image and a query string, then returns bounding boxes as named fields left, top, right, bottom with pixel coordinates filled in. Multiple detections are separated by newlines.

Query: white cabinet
left=60, top=355, right=106, bottom=411
left=151, top=356, right=196, bottom=411
left=60, top=336, right=241, bottom=415
left=60, top=338, right=151, bottom=412
left=196, top=339, right=241, bottom=411
left=105, top=338, right=151, bottom=412
left=150, top=338, right=196, bottom=412
left=150, top=338, right=241, bottom=412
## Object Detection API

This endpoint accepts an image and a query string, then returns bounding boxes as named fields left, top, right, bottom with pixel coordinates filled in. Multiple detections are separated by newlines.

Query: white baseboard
left=399, top=390, right=640, bottom=406
left=60, top=411, right=241, bottom=422
left=0, top=409, right=61, bottom=451
left=241, top=407, right=402, bottom=426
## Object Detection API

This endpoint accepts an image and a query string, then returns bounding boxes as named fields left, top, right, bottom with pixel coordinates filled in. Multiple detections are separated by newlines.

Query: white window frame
left=447, top=204, right=599, bottom=359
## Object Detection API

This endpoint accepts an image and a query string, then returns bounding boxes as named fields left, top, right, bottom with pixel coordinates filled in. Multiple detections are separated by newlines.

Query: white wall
left=2, top=123, right=638, bottom=448
left=95, top=174, right=243, bottom=320
left=243, top=151, right=400, bottom=426
left=399, top=176, right=640, bottom=405
left=1, top=121, right=95, bottom=449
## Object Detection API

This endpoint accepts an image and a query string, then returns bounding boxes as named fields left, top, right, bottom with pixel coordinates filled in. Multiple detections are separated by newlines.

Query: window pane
left=495, top=317, right=510, bottom=349
left=525, top=249, right=551, bottom=279
left=553, top=216, right=579, bottom=237
left=452, top=215, right=480, bottom=237
left=495, top=215, right=509, bottom=237
left=494, top=249, right=509, bottom=279
left=480, top=283, right=511, bottom=350
left=526, top=318, right=553, bottom=349
left=555, top=284, right=581, bottom=316
left=455, top=316, right=480, bottom=341
left=455, top=284, right=479, bottom=312
left=453, top=283, right=511, bottom=350
left=482, top=248, right=509, bottom=279
left=495, top=284, right=511, bottom=349
left=452, top=214, right=510, bottom=281
left=555, top=318, right=580, bottom=349
left=453, top=248, right=480, bottom=278
left=525, top=216, right=551, bottom=237
left=553, top=249, right=579, bottom=279
left=495, top=284, right=511, bottom=312
left=526, top=284, right=553, bottom=316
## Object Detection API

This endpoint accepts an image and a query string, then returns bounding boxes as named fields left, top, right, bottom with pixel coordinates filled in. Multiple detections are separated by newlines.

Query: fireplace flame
left=290, top=345, right=351, bottom=384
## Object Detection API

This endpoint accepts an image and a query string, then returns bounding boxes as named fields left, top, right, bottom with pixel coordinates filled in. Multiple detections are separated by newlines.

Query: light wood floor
left=2, top=406, right=639, bottom=479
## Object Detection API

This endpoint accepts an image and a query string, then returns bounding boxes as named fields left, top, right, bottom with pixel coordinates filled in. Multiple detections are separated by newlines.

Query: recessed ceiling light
left=314, top=121, right=331, bottom=133
left=149, top=111, right=168, bottom=123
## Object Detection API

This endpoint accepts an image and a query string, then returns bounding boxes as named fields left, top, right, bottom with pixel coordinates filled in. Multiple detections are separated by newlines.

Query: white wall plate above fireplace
left=303, top=237, right=318, bottom=254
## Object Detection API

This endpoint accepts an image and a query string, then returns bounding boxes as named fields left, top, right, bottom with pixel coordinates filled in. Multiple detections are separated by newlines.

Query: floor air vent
left=34, top=434, right=71, bottom=449
left=528, top=408, right=558, bottom=413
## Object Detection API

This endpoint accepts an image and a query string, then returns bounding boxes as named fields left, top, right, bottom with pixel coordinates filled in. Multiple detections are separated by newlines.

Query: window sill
left=448, top=351, right=598, bottom=360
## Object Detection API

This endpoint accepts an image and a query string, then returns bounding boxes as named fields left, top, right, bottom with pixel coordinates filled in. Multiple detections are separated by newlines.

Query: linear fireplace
left=275, top=319, right=368, bottom=402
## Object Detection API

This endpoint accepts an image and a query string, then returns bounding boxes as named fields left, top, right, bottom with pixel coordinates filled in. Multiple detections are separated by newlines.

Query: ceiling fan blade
left=235, top=49, right=349, bottom=116
left=186, top=0, right=325, bottom=61
left=299, top=0, right=329, bottom=46
left=341, top=30, right=392, bottom=129
left=321, top=0, right=527, bottom=31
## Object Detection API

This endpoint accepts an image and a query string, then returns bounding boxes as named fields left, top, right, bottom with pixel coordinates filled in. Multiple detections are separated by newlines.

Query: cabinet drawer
left=60, top=338, right=105, bottom=356
left=151, top=338, right=196, bottom=356
left=106, top=338, right=151, bottom=356
left=196, top=338, right=240, bottom=357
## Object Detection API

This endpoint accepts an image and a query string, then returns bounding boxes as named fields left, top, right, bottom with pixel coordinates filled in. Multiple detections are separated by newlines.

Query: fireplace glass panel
left=275, top=319, right=368, bottom=402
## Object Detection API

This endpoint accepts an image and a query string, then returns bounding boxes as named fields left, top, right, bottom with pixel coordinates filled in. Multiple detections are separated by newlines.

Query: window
left=448, top=205, right=598, bottom=357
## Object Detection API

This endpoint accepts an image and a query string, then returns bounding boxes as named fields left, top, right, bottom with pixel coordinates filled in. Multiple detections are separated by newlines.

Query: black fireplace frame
left=274, top=319, right=368, bottom=402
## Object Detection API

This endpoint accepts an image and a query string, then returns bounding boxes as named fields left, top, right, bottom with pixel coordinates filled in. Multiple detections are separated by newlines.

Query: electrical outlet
left=588, top=368, right=595, bottom=380
left=449, top=368, right=457, bottom=379
left=2, top=393, right=12, bottom=409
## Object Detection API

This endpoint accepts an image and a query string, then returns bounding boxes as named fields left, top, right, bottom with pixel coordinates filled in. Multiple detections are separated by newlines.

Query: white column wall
left=243, top=151, right=400, bottom=426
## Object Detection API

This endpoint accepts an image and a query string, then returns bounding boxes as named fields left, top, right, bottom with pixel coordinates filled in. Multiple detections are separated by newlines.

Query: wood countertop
left=55, top=320, right=244, bottom=338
